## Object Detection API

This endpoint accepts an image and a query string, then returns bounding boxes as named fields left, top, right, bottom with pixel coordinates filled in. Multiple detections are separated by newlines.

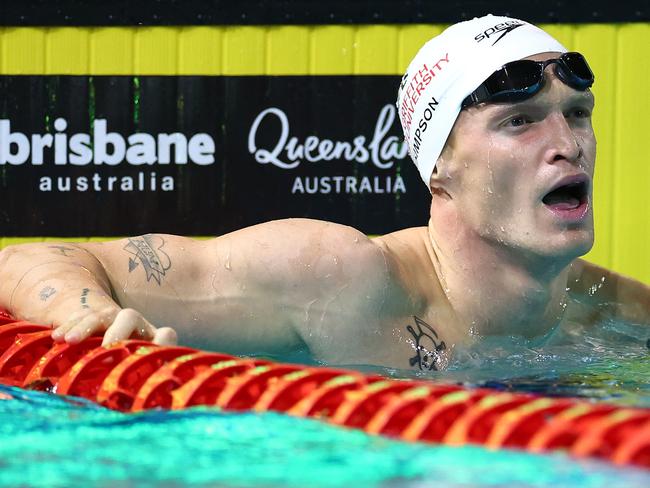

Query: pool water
left=1, top=318, right=649, bottom=487
left=1, top=385, right=650, bottom=488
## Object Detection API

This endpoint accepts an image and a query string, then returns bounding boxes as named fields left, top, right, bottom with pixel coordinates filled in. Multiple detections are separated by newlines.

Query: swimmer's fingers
left=51, top=307, right=117, bottom=343
left=50, top=316, right=82, bottom=341
left=50, top=306, right=176, bottom=347
left=152, top=327, right=178, bottom=347
left=102, top=308, right=161, bottom=347
left=50, top=308, right=92, bottom=339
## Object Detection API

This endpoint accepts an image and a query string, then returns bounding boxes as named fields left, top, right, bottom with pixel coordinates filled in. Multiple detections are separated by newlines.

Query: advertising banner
left=0, top=75, right=431, bottom=236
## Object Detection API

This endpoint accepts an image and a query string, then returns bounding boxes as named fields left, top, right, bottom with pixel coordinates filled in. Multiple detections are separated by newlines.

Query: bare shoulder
left=372, top=227, right=435, bottom=286
left=373, top=226, right=430, bottom=252
left=566, top=258, right=650, bottom=328
left=210, top=218, right=390, bottom=280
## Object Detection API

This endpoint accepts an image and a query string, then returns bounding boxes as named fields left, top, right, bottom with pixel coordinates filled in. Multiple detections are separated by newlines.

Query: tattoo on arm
left=48, top=245, right=77, bottom=257
left=39, top=286, right=57, bottom=301
left=406, top=316, right=446, bottom=371
left=80, top=288, right=90, bottom=309
left=123, top=235, right=171, bottom=285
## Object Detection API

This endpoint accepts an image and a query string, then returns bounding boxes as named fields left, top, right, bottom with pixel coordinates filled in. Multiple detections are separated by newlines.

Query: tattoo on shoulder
left=48, top=245, right=76, bottom=257
left=123, top=234, right=171, bottom=285
left=406, top=316, right=447, bottom=371
left=39, top=286, right=57, bottom=301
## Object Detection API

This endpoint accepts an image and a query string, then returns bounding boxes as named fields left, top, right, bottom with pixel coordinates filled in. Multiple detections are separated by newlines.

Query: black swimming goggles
left=461, top=52, right=594, bottom=109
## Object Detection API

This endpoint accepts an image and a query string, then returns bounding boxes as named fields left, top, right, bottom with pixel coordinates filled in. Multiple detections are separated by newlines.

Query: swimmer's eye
left=502, top=115, right=532, bottom=128
left=565, top=107, right=592, bottom=119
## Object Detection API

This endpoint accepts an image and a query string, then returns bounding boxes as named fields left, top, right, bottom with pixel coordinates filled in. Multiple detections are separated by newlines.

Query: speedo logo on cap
left=474, top=20, right=524, bottom=45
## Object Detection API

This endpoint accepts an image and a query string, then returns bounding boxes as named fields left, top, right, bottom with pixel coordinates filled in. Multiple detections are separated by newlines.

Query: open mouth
left=542, top=178, right=589, bottom=211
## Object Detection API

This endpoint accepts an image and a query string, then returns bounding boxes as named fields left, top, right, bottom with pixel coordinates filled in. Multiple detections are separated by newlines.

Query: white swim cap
left=397, top=14, right=567, bottom=186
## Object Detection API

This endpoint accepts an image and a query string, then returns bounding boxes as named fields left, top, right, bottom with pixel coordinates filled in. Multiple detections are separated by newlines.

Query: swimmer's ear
left=428, top=158, right=452, bottom=198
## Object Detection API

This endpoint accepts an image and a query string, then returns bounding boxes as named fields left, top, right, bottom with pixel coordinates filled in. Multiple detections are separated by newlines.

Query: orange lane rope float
left=0, top=307, right=648, bottom=469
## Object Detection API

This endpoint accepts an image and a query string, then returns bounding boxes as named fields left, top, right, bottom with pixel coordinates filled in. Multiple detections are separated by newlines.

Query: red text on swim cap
left=400, top=53, right=449, bottom=141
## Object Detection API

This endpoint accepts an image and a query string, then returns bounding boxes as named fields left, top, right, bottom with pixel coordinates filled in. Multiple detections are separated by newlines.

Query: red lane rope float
left=0, top=309, right=649, bottom=470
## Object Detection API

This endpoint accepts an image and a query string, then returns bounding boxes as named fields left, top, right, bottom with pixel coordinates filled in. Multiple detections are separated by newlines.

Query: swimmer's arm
left=190, top=219, right=390, bottom=355
left=0, top=221, right=387, bottom=354
left=0, top=242, right=177, bottom=346
left=568, top=258, right=650, bottom=325
left=80, top=221, right=386, bottom=355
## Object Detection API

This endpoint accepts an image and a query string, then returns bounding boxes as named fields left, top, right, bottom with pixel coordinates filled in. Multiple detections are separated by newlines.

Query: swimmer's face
left=433, top=52, right=596, bottom=264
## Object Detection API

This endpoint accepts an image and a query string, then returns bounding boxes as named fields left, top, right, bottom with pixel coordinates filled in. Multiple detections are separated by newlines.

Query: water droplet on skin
left=224, top=246, right=232, bottom=270
left=499, top=226, right=505, bottom=233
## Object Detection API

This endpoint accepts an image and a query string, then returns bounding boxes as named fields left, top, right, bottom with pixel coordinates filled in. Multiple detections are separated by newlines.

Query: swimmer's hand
left=51, top=306, right=178, bottom=347
left=0, top=243, right=177, bottom=348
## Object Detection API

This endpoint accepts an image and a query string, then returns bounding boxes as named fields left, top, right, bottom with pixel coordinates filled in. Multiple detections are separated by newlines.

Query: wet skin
left=422, top=52, right=597, bottom=339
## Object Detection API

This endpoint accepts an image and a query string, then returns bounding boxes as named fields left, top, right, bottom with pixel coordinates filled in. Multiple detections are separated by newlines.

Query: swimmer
left=1, top=15, right=649, bottom=371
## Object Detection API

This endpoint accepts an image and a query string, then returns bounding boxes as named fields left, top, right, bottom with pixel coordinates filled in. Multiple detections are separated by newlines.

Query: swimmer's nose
left=542, top=113, right=582, bottom=165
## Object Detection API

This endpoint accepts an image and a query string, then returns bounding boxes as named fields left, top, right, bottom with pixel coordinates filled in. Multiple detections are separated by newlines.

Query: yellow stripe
left=90, top=28, right=134, bottom=74
left=610, top=24, right=650, bottom=280
left=46, top=28, right=90, bottom=74
left=1, top=28, right=46, bottom=74
left=0, top=25, right=443, bottom=75
left=178, top=27, right=222, bottom=75
left=310, top=26, right=355, bottom=74
left=267, top=26, right=309, bottom=75
left=223, top=26, right=266, bottom=75
left=135, top=27, right=179, bottom=75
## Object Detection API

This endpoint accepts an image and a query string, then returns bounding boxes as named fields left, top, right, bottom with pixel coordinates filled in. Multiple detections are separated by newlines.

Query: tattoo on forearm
left=80, top=288, right=90, bottom=309
left=406, top=316, right=447, bottom=371
left=39, top=286, right=57, bottom=301
left=48, top=245, right=76, bottom=257
left=123, top=234, right=171, bottom=285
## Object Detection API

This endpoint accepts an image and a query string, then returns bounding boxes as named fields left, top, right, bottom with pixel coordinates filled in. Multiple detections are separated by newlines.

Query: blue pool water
left=1, top=384, right=650, bottom=488
left=1, top=318, right=649, bottom=487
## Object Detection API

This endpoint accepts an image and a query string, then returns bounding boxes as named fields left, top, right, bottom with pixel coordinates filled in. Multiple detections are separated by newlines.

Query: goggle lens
left=559, top=52, right=594, bottom=88
left=462, top=52, right=594, bottom=108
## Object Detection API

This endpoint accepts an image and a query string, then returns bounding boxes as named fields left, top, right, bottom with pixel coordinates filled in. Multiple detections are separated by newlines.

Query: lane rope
left=0, top=307, right=648, bottom=469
